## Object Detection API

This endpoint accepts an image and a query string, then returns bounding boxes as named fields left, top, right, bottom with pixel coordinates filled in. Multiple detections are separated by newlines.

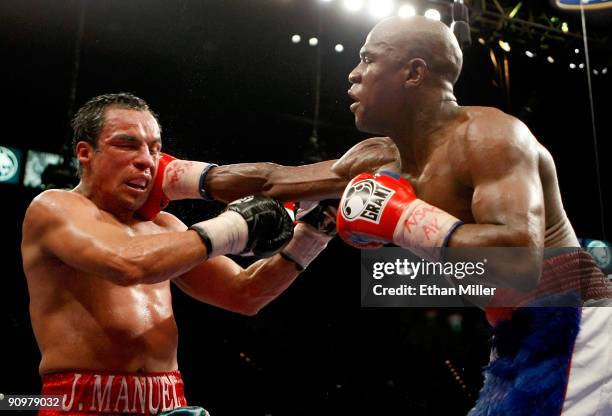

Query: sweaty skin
left=202, top=17, right=576, bottom=250
left=193, top=17, right=577, bottom=291
left=204, top=136, right=401, bottom=203
left=21, top=107, right=300, bottom=375
left=344, top=16, right=577, bottom=250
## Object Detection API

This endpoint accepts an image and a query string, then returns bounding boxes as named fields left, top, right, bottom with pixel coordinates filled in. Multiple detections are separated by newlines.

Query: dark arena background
left=1, top=1, right=611, bottom=415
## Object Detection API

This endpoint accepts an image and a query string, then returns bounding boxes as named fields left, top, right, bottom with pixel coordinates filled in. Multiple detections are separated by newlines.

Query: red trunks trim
left=39, top=371, right=187, bottom=415
left=485, top=250, right=612, bottom=326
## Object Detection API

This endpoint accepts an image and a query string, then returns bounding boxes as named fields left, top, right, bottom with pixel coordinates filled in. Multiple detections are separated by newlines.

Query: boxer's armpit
left=206, top=160, right=347, bottom=203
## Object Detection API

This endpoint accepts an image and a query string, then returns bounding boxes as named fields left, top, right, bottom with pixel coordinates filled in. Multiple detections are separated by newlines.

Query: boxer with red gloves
left=336, top=15, right=612, bottom=416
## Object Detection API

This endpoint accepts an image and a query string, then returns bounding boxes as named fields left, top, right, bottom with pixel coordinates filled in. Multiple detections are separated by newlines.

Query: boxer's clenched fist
left=190, top=196, right=294, bottom=259
left=336, top=172, right=462, bottom=256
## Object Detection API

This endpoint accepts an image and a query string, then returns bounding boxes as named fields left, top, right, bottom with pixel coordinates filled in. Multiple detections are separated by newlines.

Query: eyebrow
left=112, top=134, right=162, bottom=146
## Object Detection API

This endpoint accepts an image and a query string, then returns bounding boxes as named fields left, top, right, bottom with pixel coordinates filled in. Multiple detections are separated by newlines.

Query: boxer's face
left=348, top=32, right=407, bottom=135
left=80, top=108, right=161, bottom=210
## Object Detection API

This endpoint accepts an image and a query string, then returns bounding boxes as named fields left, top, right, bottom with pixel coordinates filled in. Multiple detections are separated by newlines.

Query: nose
left=133, top=146, right=155, bottom=173
left=348, top=65, right=361, bottom=84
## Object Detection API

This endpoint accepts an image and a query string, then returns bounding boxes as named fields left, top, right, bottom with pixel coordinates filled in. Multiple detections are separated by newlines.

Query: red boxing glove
left=336, top=172, right=416, bottom=248
left=337, top=172, right=462, bottom=257
left=137, top=152, right=176, bottom=221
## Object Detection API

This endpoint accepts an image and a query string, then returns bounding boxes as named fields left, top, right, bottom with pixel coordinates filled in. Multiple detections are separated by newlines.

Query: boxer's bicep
left=467, top=133, right=545, bottom=247
left=332, top=136, right=401, bottom=177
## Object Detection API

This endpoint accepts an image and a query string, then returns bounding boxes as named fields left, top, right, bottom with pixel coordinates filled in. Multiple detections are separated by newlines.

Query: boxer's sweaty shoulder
left=459, top=107, right=577, bottom=246
left=22, top=189, right=179, bottom=375
left=416, top=106, right=577, bottom=247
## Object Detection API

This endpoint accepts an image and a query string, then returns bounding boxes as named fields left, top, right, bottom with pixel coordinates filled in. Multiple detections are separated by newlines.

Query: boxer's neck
left=391, top=89, right=460, bottom=174
left=73, top=181, right=138, bottom=224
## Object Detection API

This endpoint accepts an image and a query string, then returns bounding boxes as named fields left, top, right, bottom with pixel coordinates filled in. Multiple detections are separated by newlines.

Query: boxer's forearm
left=206, top=160, right=348, bottom=203
left=233, top=255, right=301, bottom=315
left=173, top=254, right=300, bottom=316
left=447, top=224, right=543, bottom=291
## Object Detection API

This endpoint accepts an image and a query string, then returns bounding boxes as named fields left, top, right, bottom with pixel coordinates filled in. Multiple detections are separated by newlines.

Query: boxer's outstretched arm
left=207, top=137, right=400, bottom=202
left=207, top=160, right=345, bottom=203
left=173, top=255, right=300, bottom=316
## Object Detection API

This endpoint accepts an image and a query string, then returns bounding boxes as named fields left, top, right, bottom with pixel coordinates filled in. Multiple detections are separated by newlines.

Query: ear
left=404, top=58, right=428, bottom=87
left=75, top=141, right=94, bottom=166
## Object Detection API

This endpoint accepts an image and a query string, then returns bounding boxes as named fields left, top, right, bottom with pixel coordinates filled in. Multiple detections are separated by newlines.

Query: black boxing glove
left=190, top=196, right=294, bottom=259
left=280, top=200, right=338, bottom=270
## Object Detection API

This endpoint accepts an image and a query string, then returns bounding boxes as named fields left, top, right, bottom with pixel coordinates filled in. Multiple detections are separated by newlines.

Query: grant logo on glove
left=340, top=178, right=395, bottom=224
left=337, top=172, right=462, bottom=256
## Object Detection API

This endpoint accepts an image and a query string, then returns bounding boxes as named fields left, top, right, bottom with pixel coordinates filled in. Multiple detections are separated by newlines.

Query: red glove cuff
left=136, top=152, right=176, bottom=221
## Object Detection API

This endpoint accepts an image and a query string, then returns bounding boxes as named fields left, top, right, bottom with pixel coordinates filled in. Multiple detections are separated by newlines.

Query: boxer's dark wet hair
left=71, top=92, right=161, bottom=152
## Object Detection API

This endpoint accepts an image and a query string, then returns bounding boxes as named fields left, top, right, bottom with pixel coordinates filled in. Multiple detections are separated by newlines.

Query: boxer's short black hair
left=71, top=92, right=161, bottom=152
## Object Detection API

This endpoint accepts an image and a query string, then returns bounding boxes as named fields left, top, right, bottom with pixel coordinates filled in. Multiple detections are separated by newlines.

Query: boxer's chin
left=354, top=113, right=369, bottom=132
left=355, top=116, right=382, bottom=136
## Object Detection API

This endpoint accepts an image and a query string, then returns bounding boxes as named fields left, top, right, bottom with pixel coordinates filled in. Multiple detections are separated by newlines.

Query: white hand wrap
left=392, top=199, right=462, bottom=261
left=281, top=223, right=333, bottom=270
left=162, top=160, right=216, bottom=201
left=191, top=211, right=248, bottom=258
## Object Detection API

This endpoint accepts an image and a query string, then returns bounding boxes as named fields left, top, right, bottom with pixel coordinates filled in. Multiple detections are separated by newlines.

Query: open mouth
left=126, top=178, right=148, bottom=190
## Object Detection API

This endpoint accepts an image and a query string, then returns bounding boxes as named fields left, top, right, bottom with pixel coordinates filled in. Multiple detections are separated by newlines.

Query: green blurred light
left=509, top=2, right=522, bottom=19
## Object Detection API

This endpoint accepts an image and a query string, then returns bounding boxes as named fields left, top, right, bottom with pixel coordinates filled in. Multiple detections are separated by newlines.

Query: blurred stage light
left=593, top=69, right=599, bottom=75
left=498, top=40, right=511, bottom=52
left=561, top=22, right=569, bottom=33
left=335, top=44, right=344, bottom=52
left=368, top=0, right=394, bottom=18
left=291, top=34, right=301, bottom=43
left=574, top=48, right=580, bottom=54
left=581, top=239, right=612, bottom=273
left=525, top=50, right=535, bottom=58
left=602, top=67, right=608, bottom=74
left=398, top=4, right=416, bottom=17
left=343, top=0, right=364, bottom=11
left=579, top=63, right=584, bottom=69
left=424, top=9, right=441, bottom=21
left=547, top=56, right=555, bottom=63
left=477, top=37, right=486, bottom=45
left=309, top=37, right=319, bottom=46
left=569, top=63, right=576, bottom=69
